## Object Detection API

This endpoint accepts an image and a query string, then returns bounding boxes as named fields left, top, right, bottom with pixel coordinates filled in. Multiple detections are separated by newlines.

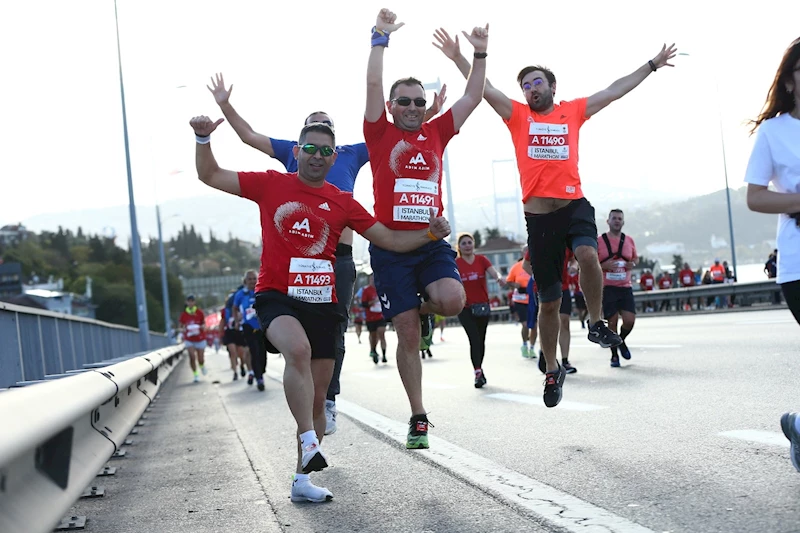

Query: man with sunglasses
left=433, top=28, right=677, bottom=407
left=208, top=74, right=444, bottom=436
left=189, top=116, right=452, bottom=503
left=364, top=8, right=489, bottom=450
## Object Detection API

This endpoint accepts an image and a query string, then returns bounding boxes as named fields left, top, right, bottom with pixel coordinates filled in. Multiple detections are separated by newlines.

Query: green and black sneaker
left=406, top=414, right=432, bottom=449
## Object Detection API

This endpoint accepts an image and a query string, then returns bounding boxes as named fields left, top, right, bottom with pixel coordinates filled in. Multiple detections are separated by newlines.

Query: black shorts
left=559, top=289, right=573, bottom=315
left=366, top=319, right=387, bottom=332
left=574, top=292, right=586, bottom=310
left=525, top=198, right=598, bottom=303
left=602, top=286, right=636, bottom=319
left=222, top=328, right=246, bottom=347
left=254, top=291, right=344, bottom=360
left=513, top=302, right=529, bottom=323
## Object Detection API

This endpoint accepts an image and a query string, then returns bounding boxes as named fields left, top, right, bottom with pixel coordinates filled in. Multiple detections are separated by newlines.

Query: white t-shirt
left=743, top=113, right=800, bottom=284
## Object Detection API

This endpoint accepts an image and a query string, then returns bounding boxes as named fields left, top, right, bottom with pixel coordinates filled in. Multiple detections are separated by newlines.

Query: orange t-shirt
left=503, top=98, right=589, bottom=202
left=506, top=260, right=531, bottom=305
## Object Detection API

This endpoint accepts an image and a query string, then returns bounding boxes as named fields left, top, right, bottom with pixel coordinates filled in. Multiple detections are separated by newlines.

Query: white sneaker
left=193, top=374, right=200, bottom=383
left=324, top=400, right=337, bottom=435
left=301, top=441, right=329, bottom=473
left=201, top=365, right=208, bottom=376
left=291, top=480, right=333, bottom=503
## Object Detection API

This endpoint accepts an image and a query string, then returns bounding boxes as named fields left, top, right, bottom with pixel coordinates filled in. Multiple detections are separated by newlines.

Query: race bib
left=369, top=301, right=382, bottom=313
left=512, top=292, right=528, bottom=303
left=245, top=307, right=257, bottom=320
left=527, top=123, right=569, bottom=161
left=683, top=275, right=692, bottom=285
left=605, top=272, right=627, bottom=281
left=187, top=324, right=200, bottom=334
left=645, top=279, right=654, bottom=287
left=287, top=258, right=335, bottom=303
left=392, top=178, right=439, bottom=223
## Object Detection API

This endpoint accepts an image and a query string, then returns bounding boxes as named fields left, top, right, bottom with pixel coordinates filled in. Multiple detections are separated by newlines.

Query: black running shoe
left=474, top=370, right=487, bottom=388
left=562, top=360, right=577, bottom=374
left=240, top=364, right=246, bottom=377
left=543, top=364, right=566, bottom=408
left=619, top=342, right=632, bottom=360
left=257, top=378, right=265, bottom=391
left=588, top=321, right=622, bottom=348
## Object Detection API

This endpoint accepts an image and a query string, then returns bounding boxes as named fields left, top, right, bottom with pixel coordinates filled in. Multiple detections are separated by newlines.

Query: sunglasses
left=300, top=143, right=335, bottom=157
left=392, top=97, right=427, bottom=107
left=522, top=79, right=545, bottom=91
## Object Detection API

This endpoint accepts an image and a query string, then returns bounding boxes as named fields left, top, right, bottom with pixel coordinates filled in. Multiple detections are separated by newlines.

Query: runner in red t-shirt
left=361, top=274, right=388, bottom=364
left=657, top=272, right=673, bottom=312
left=434, top=28, right=677, bottom=406
left=190, top=117, right=452, bottom=503
left=597, top=210, right=638, bottom=367
left=364, top=9, right=489, bottom=449
left=678, top=263, right=696, bottom=311
left=178, top=295, right=206, bottom=382
left=454, top=233, right=506, bottom=388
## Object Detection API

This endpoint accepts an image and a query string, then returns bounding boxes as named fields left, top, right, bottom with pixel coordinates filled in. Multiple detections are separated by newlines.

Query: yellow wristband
left=426, top=229, right=438, bottom=241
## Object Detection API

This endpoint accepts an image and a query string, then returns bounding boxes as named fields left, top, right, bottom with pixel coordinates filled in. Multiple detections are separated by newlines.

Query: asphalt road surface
left=68, top=308, right=800, bottom=533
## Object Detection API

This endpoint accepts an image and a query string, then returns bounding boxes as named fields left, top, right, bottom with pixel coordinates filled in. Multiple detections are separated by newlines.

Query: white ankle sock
left=299, top=430, right=317, bottom=449
left=293, top=473, right=310, bottom=484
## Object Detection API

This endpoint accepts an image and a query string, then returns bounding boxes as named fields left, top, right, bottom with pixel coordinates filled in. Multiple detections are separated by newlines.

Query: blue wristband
left=371, top=26, right=390, bottom=47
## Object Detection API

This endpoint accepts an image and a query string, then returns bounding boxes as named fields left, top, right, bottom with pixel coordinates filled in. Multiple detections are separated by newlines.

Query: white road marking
left=265, top=368, right=654, bottom=533
left=734, top=318, right=795, bottom=325
left=719, top=430, right=790, bottom=448
left=487, top=392, right=608, bottom=411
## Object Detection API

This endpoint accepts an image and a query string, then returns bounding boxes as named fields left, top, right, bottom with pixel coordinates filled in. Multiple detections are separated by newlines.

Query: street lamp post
left=679, top=52, right=738, bottom=279
left=422, top=78, right=456, bottom=242
left=156, top=205, right=172, bottom=336
left=114, top=0, right=150, bottom=350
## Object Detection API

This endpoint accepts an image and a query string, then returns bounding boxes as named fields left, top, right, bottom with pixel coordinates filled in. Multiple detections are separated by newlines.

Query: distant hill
left=18, top=184, right=776, bottom=268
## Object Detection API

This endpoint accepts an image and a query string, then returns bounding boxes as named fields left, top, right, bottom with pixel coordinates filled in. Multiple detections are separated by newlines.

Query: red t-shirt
left=238, top=171, right=376, bottom=303
left=658, top=276, right=673, bottom=289
left=679, top=268, right=695, bottom=287
left=640, top=273, right=655, bottom=291
left=597, top=233, right=638, bottom=288
left=364, top=110, right=457, bottom=231
left=179, top=308, right=205, bottom=342
left=503, top=99, right=589, bottom=202
left=361, top=285, right=384, bottom=322
left=456, top=254, right=493, bottom=307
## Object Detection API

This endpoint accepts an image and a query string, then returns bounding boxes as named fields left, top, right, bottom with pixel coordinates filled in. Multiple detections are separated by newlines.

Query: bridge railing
left=0, top=302, right=173, bottom=389
left=0, top=344, right=185, bottom=533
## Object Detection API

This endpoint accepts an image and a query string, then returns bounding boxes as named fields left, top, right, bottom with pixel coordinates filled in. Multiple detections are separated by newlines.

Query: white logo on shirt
left=417, top=134, right=427, bottom=141
left=409, top=153, right=427, bottom=165
left=318, top=202, right=331, bottom=211
left=292, top=218, right=311, bottom=232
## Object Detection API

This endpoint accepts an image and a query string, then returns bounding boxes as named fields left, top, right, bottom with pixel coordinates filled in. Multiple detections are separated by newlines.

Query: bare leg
left=558, top=314, right=571, bottom=361
left=188, top=347, right=198, bottom=372
left=574, top=245, right=603, bottom=324
left=295, top=359, right=335, bottom=473
left=392, top=309, right=426, bottom=415
left=539, top=299, right=561, bottom=373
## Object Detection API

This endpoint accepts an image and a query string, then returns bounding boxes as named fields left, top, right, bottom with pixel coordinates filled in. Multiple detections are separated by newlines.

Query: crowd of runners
left=176, top=14, right=800, bottom=501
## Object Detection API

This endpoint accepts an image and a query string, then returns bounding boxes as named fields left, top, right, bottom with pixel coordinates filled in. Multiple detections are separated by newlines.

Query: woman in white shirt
left=743, top=36, right=800, bottom=473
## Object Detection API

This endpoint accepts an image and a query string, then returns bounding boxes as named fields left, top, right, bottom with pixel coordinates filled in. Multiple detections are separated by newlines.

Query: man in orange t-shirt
left=434, top=28, right=677, bottom=407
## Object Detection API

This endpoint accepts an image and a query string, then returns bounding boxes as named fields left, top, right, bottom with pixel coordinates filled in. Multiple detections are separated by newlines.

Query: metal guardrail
left=0, top=344, right=185, bottom=533
left=0, top=302, right=173, bottom=388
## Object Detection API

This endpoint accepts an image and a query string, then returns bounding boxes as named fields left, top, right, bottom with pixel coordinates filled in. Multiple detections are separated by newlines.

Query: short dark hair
left=609, top=208, right=624, bottom=217
left=516, top=65, right=556, bottom=88
left=299, top=122, right=335, bottom=145
left=389, top=77, right=425, bottom=100
left=304, top=111, right=332, bottom=127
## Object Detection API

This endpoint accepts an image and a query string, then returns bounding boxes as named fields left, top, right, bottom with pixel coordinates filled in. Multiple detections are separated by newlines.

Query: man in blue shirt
left=233, top=271, right=267, bottom=391
left=208, top=73, right=444, bottom=434
left=222, top=284, right=249, bottom=381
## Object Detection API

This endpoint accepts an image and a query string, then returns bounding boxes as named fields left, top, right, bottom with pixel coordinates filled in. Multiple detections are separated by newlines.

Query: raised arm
left=190, top=116, right=241, bottom=196
left=447, top=24, right=489, bottom=131
left=361, top=208, right=451, bottom=253
left=433, top=28, right=513, bottom=120
left=365, top=9, right=405, bottom=123
left=207, top=73, right=275, bottom=157
left=585, top=43, right=677, bottom=118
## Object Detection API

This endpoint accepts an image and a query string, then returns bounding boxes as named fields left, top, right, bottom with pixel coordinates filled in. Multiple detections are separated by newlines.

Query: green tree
left=672, top=254, right=684, bottom=272
left=485, top=227, right=501, bottom=239
left=473, top=229, right=483, bottom=249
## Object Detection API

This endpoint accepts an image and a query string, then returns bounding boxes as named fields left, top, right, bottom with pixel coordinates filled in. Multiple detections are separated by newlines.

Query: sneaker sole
left=324, top=426, right=337, bottom=436
left=301, top=452, right=329, bottom=474
left=291, top=493, right=333, bottom=503
left=588, top=334, right=623, bottom=349
left=780, top=413, right=800, bottom=472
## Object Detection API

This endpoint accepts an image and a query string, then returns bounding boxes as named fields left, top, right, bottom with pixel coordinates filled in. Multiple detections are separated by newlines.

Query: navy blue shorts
left=602, top=286, right=636, bottom=319
left=369, top=239, right=461, bottom=320
left=526, top=277, right=539, bottom=329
